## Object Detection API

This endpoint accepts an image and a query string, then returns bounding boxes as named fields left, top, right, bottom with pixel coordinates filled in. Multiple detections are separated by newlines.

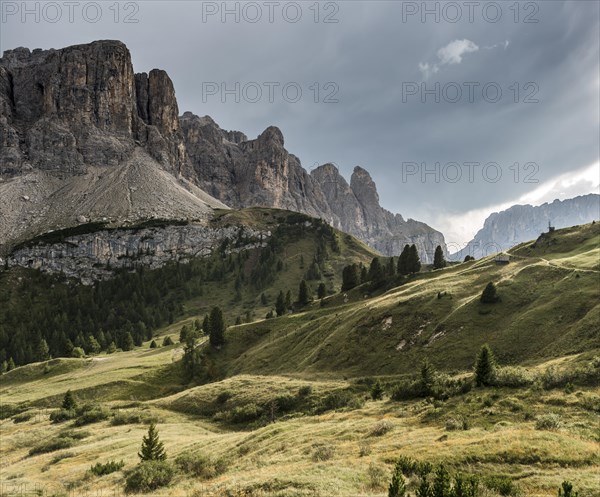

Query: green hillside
left=0, top=221, right=598, bottom=497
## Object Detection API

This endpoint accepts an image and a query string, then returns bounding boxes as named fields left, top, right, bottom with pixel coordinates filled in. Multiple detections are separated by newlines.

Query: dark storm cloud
left=2, top=0, right=598, bottom=242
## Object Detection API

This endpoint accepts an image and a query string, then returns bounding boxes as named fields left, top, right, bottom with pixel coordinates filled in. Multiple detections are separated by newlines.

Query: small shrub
left=558, top=481, right=578, bottom=497
left=12, top=412, right=33, bottom=423
left=216, top=391, right=233, bottom=404
left=48, top=452, right=75, bottom=466
left=485, top=475, right=521, bottom=497
left=50, top=409, right=77, bottom=424
left=90, top=460, right=125, bottom=476
left=111, top=411, right=159, bottom=426
left=370, top=419, right=393, bottom=437
left=124, top=461, right=174, bottom=493
left=394, top=455, right=418, bottom=477
left=74, top=407, right=110, bottom=426
left=298, top=385, right=313, bottom=397
left=535, top=413, right=562, bottom=431
left=494, top=367, right=534, bottom=388
left=29, top=436, right=76, bottom=456
left=311, top=444, right=335, bottom=462
left=175, top=452, right=228, bottom=479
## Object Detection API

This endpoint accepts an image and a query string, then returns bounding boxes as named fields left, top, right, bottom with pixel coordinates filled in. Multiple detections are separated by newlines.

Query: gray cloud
left=2, top=0, right=598, bottom=242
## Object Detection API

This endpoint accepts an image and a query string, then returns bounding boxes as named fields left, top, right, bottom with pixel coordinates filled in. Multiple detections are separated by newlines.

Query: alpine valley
left=0, top=40, right=598, bottom=497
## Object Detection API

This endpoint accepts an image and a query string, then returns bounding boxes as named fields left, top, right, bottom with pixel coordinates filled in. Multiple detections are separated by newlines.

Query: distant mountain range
left=450, top=194, right=600, bottom=260
left=0, top=40, right=445, bottom=261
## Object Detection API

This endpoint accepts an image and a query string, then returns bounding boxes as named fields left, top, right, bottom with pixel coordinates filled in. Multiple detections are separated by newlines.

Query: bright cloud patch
left=419, top=38, right=479, bottom=79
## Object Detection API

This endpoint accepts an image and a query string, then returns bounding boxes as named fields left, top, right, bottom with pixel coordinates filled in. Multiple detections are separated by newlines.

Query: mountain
left=450, top=194, right=600, bottom=260
left=0, top=40, right=226, bottom=255
left=181, top=113, right=446, bottom=262
left=0, top=39, right=445, bottom=262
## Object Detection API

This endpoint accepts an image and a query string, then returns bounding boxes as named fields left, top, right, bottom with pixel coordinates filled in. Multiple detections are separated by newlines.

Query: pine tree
left=275, top=291, right=286, bottom=317
left=86, top=335, right=101, bottom=355
left=420, top=359, right=436, bottom=395
left=387, top=257, right=396, bottom=277
left=463, top=255, right=475, bottom=262
left=122, top=332, right=134, bottom=351
left=371, top=380, right=384, bottom=400
left=433, top=246, right=446, bottom=270
left=388, top=466, right=407, bottom=497
left=342, top=264, right=360, bottom=291
left=474, top=344, right=497, bottom=387
left=317, top=283, right=327, bottom=299
left=298, top=280, right=310, bottom=306
left=260, top=293, right=268, bottom=305
left=202, top=314, right=209, bottom=335
left=408, top=245, right=421, bottom=273
left=149, top=340, right=158, bottom=349
left=138, top=423, right=167, bottom=461
left=106, top=342, right=117, bottom=354
left=162, top=336, right=174, bottom=347
left=209, top=307, right=225, bottom=347
left=480, top=282, right=499, bottom=303
left=179, top=324, right=190, bottom=343
left=36, top=338, right=50, bottom=362
left=7, top=357, right=15, bottom=371
left=398, top=245, right=411, bottom=275
left=62, top=390, right=77, bottom=410
left=0, top=361, right=7, bottom=374
left=368, top=257, right=384, bottom=282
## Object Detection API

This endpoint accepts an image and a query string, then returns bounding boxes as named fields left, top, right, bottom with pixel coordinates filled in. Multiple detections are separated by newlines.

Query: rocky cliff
left=450, top=194, right=600, bottom=260
left=0, top=39, right=445, bottom=264
left=180, top=114, right=446, bottom=262
left=6, top=223, right=269, bottom=285
left=0, top=40, right=226, bottom=255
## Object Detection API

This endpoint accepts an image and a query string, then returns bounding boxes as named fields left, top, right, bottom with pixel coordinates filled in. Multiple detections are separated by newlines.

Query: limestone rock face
left=180, top=114, right=447, bottom=261
left=0, top=41, right=226, bottom=254
left=7, top=224, right=270, bottom=284
left=450, top=194, right=600, bottom=260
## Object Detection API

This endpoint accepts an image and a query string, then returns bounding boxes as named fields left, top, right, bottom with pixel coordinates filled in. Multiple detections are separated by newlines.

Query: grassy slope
left=0, top=222, right=598, bottom=497
left=203, top=222, right=600, bottom=379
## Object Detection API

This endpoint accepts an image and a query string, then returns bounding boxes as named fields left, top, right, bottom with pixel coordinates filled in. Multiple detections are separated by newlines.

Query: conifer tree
left=7, top=357, right=15, bottom=371
left=149, top=340, right=157, bottom=349
left=138, top=423, right=167, bottom=462
left=298, top=280, right=310, bottom=306
left=480, top=282, right=499, bottom=303
left=317, top=283, right=327, bottom=299
left=202, top=314, right=210, bottom=335
left=342, top=264, right=360, bottom=291
left=275, top=291, right=286, bottom=317
left=122, top=332, right=134, bottom=351
left=209, top=307, right=225, bottom=347
left=398, top=245, right=411, bottom=275
left=368, top=257, right=384, bottom=282
left=36, top=338, right=50, bottom=362
left=474, top=344, right=497, bottom=387
left=285, top=290, right=292, bottom=310
left=433, top=246, right=446, bottom=270
left=420, top=359, right=436, bottom=395
left=408, top=245, right=421, bottom=273
left=62, top=390, right=77, bottom=410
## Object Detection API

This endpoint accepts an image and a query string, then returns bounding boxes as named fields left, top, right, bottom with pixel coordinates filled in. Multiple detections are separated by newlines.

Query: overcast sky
left=2, top=0, right=599, bottom=245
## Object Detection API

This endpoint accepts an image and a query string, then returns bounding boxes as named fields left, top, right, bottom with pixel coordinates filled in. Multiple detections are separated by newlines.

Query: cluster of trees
left=342, top=244, right=428, bottom=292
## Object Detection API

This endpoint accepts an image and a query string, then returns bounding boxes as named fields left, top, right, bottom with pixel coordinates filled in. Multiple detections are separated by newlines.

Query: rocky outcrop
left=7, top=224, right=270, bottom=285
left=180, top=114, right=447, bottom=261
left=0, top=41, right=226, bottom=255
left=312, top=164, right=446, bottom=263
left=450, top=194, right=600, bottom=260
